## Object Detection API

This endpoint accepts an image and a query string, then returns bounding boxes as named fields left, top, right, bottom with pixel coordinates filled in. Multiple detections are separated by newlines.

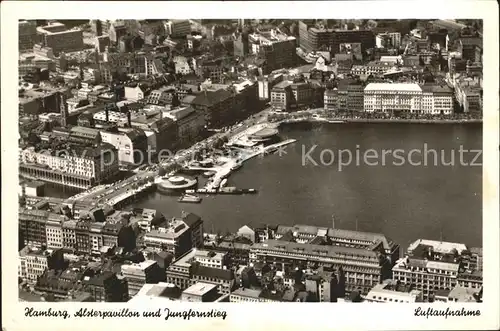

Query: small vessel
left=203, top=171, right=215, bottom=178
left=327, top=120, right=345, bottom=124
left=178, top=194, right=202, bottom=203
left=231, top=162, right=242, bottom=171
left=220, top=179, right=228, bottom=187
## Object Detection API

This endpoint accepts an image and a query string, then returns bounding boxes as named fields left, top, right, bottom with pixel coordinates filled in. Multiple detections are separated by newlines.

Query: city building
left=363, top=83, right=423, bottom=114
left=19, top=246, right=63, bottom=283
left=163, top=106, right=206, bottom=145
left=193, top=249, right=228, bottom=269
left=82, top=271, right=129, bottom=302
left=36, top=22, right=84, bottom=55
left=248, top=30, right=297, bottom=74
left=143, top=215, right=203, bottom=259
left=458, top=37, right=482, bottom=63
left=164, top=20, right=191, bottom=38
left=364, top=279, right=423, bottom=303
left=299, top=21, right=334, bottom=54
left=420, top=84, right=454, bottom=115
left=19, top=144, right=119, bottom=189
left=181, top=282, right=219, bottom=302
left=121, top=260, right=163, bottom=297
left=129, top=282, right=182, bottom=303
left=375, top=32, right=402, bottom=49
left=250, top=239, right=392, bottom=296
left=19, top=20, right=38, bottom=52
left=100, top=129, right=148, bottom=165
left=392, top=256, right=463, bottom=302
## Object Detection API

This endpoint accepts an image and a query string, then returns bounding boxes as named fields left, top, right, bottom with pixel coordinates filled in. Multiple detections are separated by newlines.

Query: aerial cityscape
left=18, top=18, right=483, bottom=304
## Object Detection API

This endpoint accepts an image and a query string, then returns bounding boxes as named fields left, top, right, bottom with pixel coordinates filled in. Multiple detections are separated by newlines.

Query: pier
left=185, top=138, right=297, bottom=193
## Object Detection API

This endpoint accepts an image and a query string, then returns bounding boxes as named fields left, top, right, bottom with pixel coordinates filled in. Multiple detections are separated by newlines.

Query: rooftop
left=407, top=239, right=468, bottom=255
left=130, top=282, right=182, bottom=302
left=252, top=239, right=379, bottom=261
left=364, top=83, right=422, bottom=92
left=182, top=282, right=218, bottom=296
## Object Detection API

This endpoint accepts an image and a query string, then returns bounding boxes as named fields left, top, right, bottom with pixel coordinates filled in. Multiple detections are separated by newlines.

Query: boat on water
left=231, top=162, right=242, bottom=171
left=178, top=194, right=202, bottom=203
left=327, top=120, right=345, bottom=124
left=220, top=179, right=228, bottom=187
left=203, top=171, right=215, bottom=178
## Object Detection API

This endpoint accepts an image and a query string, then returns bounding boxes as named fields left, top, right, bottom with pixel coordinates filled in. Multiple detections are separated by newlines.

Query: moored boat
left=178, top=194, right=202, bottom=203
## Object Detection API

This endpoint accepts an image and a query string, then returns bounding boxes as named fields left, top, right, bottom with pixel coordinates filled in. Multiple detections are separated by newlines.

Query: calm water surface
left=48, top=123, right=484, bottom=248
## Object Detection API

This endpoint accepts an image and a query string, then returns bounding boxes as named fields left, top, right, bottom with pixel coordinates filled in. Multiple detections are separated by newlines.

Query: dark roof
left=84, top=271, right=116, bottom=287
left=182, top=212, right=201, bottom=227
left=191, top=89, right=233, bottom=107
left=192, top=263, right=234, bottom=281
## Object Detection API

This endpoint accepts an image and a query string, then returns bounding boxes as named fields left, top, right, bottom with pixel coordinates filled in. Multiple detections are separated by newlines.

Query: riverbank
left=274, top=117, right=482, bottom=125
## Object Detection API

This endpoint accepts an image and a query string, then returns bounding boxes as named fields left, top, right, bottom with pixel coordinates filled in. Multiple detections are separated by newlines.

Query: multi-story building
left=75, top=219, right=91, bottom=254
left=375, top=32, right=402, bottom=49
left=108, top=21, right=128, bottom=45
left=190, top=89, right=237, bottom=128
left=62, top=220, right=77, bottom=251
left=196, top=59, right=225, bottom=83
left=19, top=20, right=38, bottom=52
left=324, top=88, right=339, bottom=112
left=193, top=250, right=228, bottom=269
left=19, top=247, right=51, bottom=282
left=392, top=256, right=461, bottom=302
left=258, top=73, right=284, bottom=100
left=248, top=30, right=297, bottom=74
left=363, top=83, right=423, bottom=114
left=166, top=250, right=195, bottom=290
left=365, top=279, right=423, bottom=303
left=458, top=37, right=482, bottom=63
left=82, top=271, right=129, bottom=302
left=191, top=263, right=235, bottom=295
left=163, top=106, right=206, bottom=146
left=36, top=22, right=84, bottom=55
left=164, top=20, right=191, bottom=38
left=18, top=209, right=49, bottom=248
left=351, top=61, right=396, bottom=77
left=270, top=81, right=292, bottom=110
left=143, top=216, right=202, bottom=259
left=332, top=29, right=375, bottom=56
left=181, top=282, right=220, bottom=302
left=19, top=144, right=119, bottom=189
left=420, top=84, right=454, bottom=115
left=100, top=129, right=148, bottom=165
left=45, top=213, right=65, bottom=249
left=298, top=21, right=335, bottom=54
left=121, top=260, right=163, bottom=298
left=89, top=222, right=105, bottom=254
left=250, top=239, right=391, bottom=296
left=129, top=282, right=182, bottom=303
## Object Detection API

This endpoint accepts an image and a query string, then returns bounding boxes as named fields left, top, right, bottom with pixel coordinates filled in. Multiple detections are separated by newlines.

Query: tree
left=349, top=290, right=362, bottom=302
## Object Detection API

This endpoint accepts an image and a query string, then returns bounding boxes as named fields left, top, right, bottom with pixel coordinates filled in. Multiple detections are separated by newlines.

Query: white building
left=93, top=110, right=129, bottom=126
left=365, top=280, right=423, bottom=303
left=392, top=256, right=461, bottom=301
left=173, top=56, right=192, bottom=75
left=100, top=129, right=147, bottom=165
left=364, top=83, right=422, bottom=114
left=46, top=214, right=65, bottom=249
left=124, top=85, right=146, bottom=101
left=19, top=247, right=54, bottom=283
left=19, top=145, right=119, bottom=186
left=375, top=32, right=401, bottom=49
left=193, top=249, right=227, bottom=269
